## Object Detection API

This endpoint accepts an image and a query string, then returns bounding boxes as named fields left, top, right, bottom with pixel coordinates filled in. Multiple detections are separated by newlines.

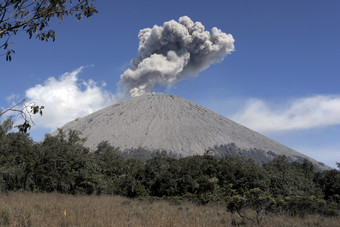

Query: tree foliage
left=227, top=188, right=275, bottom=225
left=0, top=122, right=339, bottom=222
left=0, top=0, right=97, bottom=61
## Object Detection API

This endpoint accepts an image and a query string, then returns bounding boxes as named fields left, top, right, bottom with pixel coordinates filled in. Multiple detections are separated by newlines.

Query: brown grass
left=0, top=192, right=338, bottom=227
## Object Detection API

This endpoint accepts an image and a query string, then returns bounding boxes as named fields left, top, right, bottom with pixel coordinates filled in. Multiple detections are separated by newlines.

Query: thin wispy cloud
left=25, top=67, right=117, bottom=131
left=0, top=94, right=20, bottom=116
left=5, top=94, right=20, bottom=103
left=233, top=95, right=340, bottom=133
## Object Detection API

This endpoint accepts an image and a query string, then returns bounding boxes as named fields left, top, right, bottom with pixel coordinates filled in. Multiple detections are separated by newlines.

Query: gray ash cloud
left=121, top=16, right=235, bottom=97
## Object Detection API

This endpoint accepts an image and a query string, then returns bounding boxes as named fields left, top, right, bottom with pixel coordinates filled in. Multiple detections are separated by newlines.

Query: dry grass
left=0, top=192, right=339, bottom=227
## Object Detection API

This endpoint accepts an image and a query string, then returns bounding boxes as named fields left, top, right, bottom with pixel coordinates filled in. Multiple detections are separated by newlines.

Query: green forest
left=0, top=118, right=339, bottom=224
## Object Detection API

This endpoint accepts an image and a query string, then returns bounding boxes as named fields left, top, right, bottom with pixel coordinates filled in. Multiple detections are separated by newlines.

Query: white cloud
left=232, top=95, right=340, bottom=133
left=25, top=67, right=117, bottom=131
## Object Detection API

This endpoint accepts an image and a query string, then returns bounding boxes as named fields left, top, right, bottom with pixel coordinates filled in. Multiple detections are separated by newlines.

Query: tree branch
left=0, top=0, right=97, bottom=61
left=1, top=99, right=44, bottom=133
left=0, top=99, right=26, bottom=116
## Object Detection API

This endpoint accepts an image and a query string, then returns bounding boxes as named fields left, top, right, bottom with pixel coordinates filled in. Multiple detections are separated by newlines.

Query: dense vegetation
left=0, top=119, right=339, bottom=224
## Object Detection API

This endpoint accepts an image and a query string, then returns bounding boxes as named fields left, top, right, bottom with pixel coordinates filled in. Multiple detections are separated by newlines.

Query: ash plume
left=121, top=16, right=235, bottom=97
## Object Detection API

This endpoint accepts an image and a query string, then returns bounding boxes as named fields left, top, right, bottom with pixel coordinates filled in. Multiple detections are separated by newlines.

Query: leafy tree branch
left=0, top=99, right=44, bottom=133
left=0, top=0, right=97, bottom=61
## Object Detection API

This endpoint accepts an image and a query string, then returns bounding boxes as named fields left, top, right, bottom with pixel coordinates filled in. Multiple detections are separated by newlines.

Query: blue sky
left=1, top=0, right=339, bottom=168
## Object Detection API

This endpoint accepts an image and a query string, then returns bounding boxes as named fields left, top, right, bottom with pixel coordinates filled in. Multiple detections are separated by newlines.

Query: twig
left=0, top=99, right=26, bottom=116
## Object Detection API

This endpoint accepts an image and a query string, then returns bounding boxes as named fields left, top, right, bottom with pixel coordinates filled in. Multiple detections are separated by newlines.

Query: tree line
left=0, top=119, right=339, bottom=221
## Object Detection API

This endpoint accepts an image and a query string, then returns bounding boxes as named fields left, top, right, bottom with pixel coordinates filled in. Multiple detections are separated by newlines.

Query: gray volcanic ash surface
left=54, top=94, right=328, bottom=170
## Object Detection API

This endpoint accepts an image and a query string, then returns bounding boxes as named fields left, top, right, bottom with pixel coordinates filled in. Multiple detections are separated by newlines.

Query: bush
left=281, top=196, right=338, bottom=217
left=226, top=188, right=275, bottom=225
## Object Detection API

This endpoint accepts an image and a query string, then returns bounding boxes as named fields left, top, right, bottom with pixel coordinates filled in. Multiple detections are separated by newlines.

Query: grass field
left=0, top=192, right=339, bottom=226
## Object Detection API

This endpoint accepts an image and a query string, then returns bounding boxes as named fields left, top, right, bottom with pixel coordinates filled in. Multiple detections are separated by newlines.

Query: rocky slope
left=53, top=94, right=328, bottom=170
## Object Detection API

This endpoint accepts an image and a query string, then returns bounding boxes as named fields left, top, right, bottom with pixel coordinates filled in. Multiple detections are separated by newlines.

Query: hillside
left=54, top=94, right=328, bottom=170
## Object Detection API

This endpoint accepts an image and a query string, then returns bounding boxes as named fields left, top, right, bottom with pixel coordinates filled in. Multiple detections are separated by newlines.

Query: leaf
left=31, top=106, right=40, bottom=114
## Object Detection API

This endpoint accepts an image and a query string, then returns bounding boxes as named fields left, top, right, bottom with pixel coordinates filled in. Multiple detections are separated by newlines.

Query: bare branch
left=1, top=99, right=44, bottom=133
left=0, top=99, right=26, bottom=116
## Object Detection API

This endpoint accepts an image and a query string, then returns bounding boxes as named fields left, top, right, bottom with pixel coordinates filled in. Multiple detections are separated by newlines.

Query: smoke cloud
left=121, top=16, right=235, bottom=97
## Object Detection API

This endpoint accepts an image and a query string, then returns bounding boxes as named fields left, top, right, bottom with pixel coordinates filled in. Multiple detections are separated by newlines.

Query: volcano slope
left=53, top=94, right=328, bottom=170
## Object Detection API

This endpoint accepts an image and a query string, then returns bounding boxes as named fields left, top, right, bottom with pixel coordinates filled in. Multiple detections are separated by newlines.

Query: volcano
left=54, top=94, right=328, bottom=170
